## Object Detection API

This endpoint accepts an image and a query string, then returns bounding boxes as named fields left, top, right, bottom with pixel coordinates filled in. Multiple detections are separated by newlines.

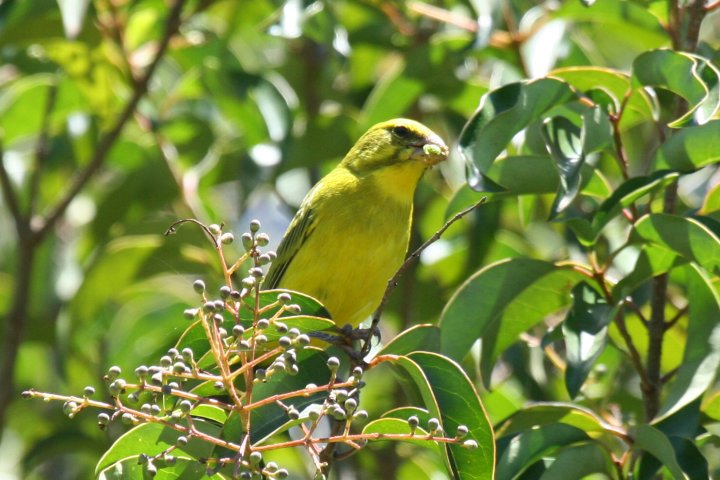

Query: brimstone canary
left=265, top=119, right=448, bottom=328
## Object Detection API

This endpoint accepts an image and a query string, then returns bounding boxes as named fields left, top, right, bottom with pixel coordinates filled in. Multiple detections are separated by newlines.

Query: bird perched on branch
left=264, top=118, right=448, bottom=329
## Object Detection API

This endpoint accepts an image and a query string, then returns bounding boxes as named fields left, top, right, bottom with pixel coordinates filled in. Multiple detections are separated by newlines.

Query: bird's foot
left=307, top=324, right=381, bottom=366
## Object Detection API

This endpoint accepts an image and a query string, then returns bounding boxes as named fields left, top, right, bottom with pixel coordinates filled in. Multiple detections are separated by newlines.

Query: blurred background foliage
left=0, top=0, right=719, bottom=479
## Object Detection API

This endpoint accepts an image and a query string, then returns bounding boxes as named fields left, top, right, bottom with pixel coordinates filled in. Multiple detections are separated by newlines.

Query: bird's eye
left=392, top=125, right=412, bottom=138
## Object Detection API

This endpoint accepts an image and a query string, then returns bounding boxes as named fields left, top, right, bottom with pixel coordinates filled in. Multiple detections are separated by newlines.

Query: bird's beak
left=412, top=133, right=449, bottom=166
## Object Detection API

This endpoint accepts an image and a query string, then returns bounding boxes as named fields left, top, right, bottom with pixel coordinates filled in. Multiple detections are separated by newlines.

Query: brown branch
left=0, top=143, right=27, bottom=238
left=36, top=0, right=187, bottom=239
left=613, top=305, right=650, bottom=390
left=0, top=0, right=188, bottom=432
left=664, top=305, right=688, bottom=331
left=408, top=1, right=479, bottom=32
left=28, top=79, right=59, bottom=218
left=706, top=0, right=720, bottom=11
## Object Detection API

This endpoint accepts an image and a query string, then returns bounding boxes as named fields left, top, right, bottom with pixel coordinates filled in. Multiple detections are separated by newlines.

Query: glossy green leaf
left=656, top=265, right=720, bottom=420
left=496, top=424, right=589, bottom=480
left=391, top=352, right=495, bottom=480
left=551, top=67, right=655, bottom=127
left=563, top=282, right=615, bottom=398
left=476, top=155, right=609, bottom=198
left=654, top=120, right=720, bottom=171
left=555, top=0, right=667, bottom=50
left=0, top=74, right=56, bottom=145
left=634, top=425, right=689, bottom=480
left=541, top=116, right=584, bottom=217
left=381, top=406, right=431, bottom=423
left=459, top=78, right=575, bottom=190
left=633, top=50, right=720, bottom=127
left=495, top=403, right=621, bottom=442
left=538, top=442, right=617, bottom=479
left=631, top=214, right=720, bottom=275
left=592, top=171, right=680, bottom=239
left=440, top=259, right=585, bottom=383
left=362, top=418, right=436, bottom=448
left=612, top=244, right=687, bottom=300
left=379, top=324, right=440, bottom=356
left=95, top=419, right=222, bottom=476
left=98, top=457, right=219, bottom=479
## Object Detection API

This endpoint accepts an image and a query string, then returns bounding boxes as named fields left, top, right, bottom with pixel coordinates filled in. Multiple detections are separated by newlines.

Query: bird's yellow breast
left=278, top=165, right=416, bottom=327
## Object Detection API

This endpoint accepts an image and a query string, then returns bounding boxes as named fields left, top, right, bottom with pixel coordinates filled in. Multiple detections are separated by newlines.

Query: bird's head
left=341, top=118, right=449, bottom=173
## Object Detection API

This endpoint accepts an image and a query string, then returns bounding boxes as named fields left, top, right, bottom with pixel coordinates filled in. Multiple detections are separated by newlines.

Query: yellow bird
left=264, top=119, right=448, bottom=328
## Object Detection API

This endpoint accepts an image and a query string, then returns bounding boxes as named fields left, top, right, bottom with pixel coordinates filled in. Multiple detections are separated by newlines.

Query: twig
left=613, top=305, right=650, bottom=389
left=706, top=0, right=720, bottom=11
left=361, top=197, right=487, bottom=357
left=28, top=78, right=59, bottom=217
left=0, top=142, right=27, bottom=236
left=0, top=0, right=188, bottom=433
left=36, top=0, right=187, bottom=239
left=408, top=1, right=478, bottom=32
left=664, top=305, right=688, bottom=331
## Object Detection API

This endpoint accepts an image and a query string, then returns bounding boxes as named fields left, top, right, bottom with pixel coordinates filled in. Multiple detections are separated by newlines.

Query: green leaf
left=472, top=155, right=609, bottom=199
left=495, top=403, right=621, bottom=444
left=634, top=425, right=689, bottom=480
left=95, top=419, right=221, bottom=476
left=459, top=78, right=575, bottom=190
left=612, top=244, right=687, bottom=300
left=541, top=116, right=585, bottom=218
left=633, top=50, right=720, bottom=127
left=496, top=424, right=589, bottom=480
left=537, top=442, right=617, bottom=479
left=551, top=66, right=655, bottom=128
left=391, top=352, right=495, bottom=480
left=360, top=71, right=424, bottom=131
left=440, top=259, right=585, bottom=383
left=362, top=418, right=436, bottom=448
left=97, top=457, right=219, bottom=479
left=563, top=282, right=615, bottom=398
left=631, top=214, right=720, bottom=275
left=379, top=324, right=440, bottom=356
left=592, top=171, right=680, bottom=239
left=654, top=120, right=720, bottom=171
left=699, top=183, right=720, bottom=215
left=656, top=264, right=720, bottom=420
left=71, top=235, right=163, bottom=321
left=555, top=0, right=667, bottom=54
left=0, top=74, right=56, bottom=146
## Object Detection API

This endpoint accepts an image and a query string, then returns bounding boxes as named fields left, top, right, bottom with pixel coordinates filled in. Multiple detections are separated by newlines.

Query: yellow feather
left=265, top=118, right=448, bottom=328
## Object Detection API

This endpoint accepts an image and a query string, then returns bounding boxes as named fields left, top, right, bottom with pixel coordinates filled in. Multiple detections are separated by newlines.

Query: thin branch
left=0, top=0, right=189, bottom=434
left=28, top=78, right=59, bottom=218
left=661, top=366, right=679, bottom=385
left=623, top=298, right=649, bottom=327
left=609, top=90, right=632, bottom=181
left=408, top=1, right=478, bottom=32
left=664, top=305, right=688, bottom=331
left=645, top=272, right=668, bottom=421
left=361, top=198, right=487, bottom=357
left=706, top=0, right=720, bottom=11
left=35, top=0, right=187, bottom=239
left=0, top=142, right=27, bottom=238
left=613, top=305, right=650, bottom=389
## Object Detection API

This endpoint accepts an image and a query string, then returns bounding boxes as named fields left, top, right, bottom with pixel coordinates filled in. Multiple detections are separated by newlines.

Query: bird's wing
left=264, top=202, right=317, bottom=289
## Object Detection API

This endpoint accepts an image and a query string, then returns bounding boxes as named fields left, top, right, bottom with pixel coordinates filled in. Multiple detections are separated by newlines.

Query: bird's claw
left=307, top=324, right=381, bottom=365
